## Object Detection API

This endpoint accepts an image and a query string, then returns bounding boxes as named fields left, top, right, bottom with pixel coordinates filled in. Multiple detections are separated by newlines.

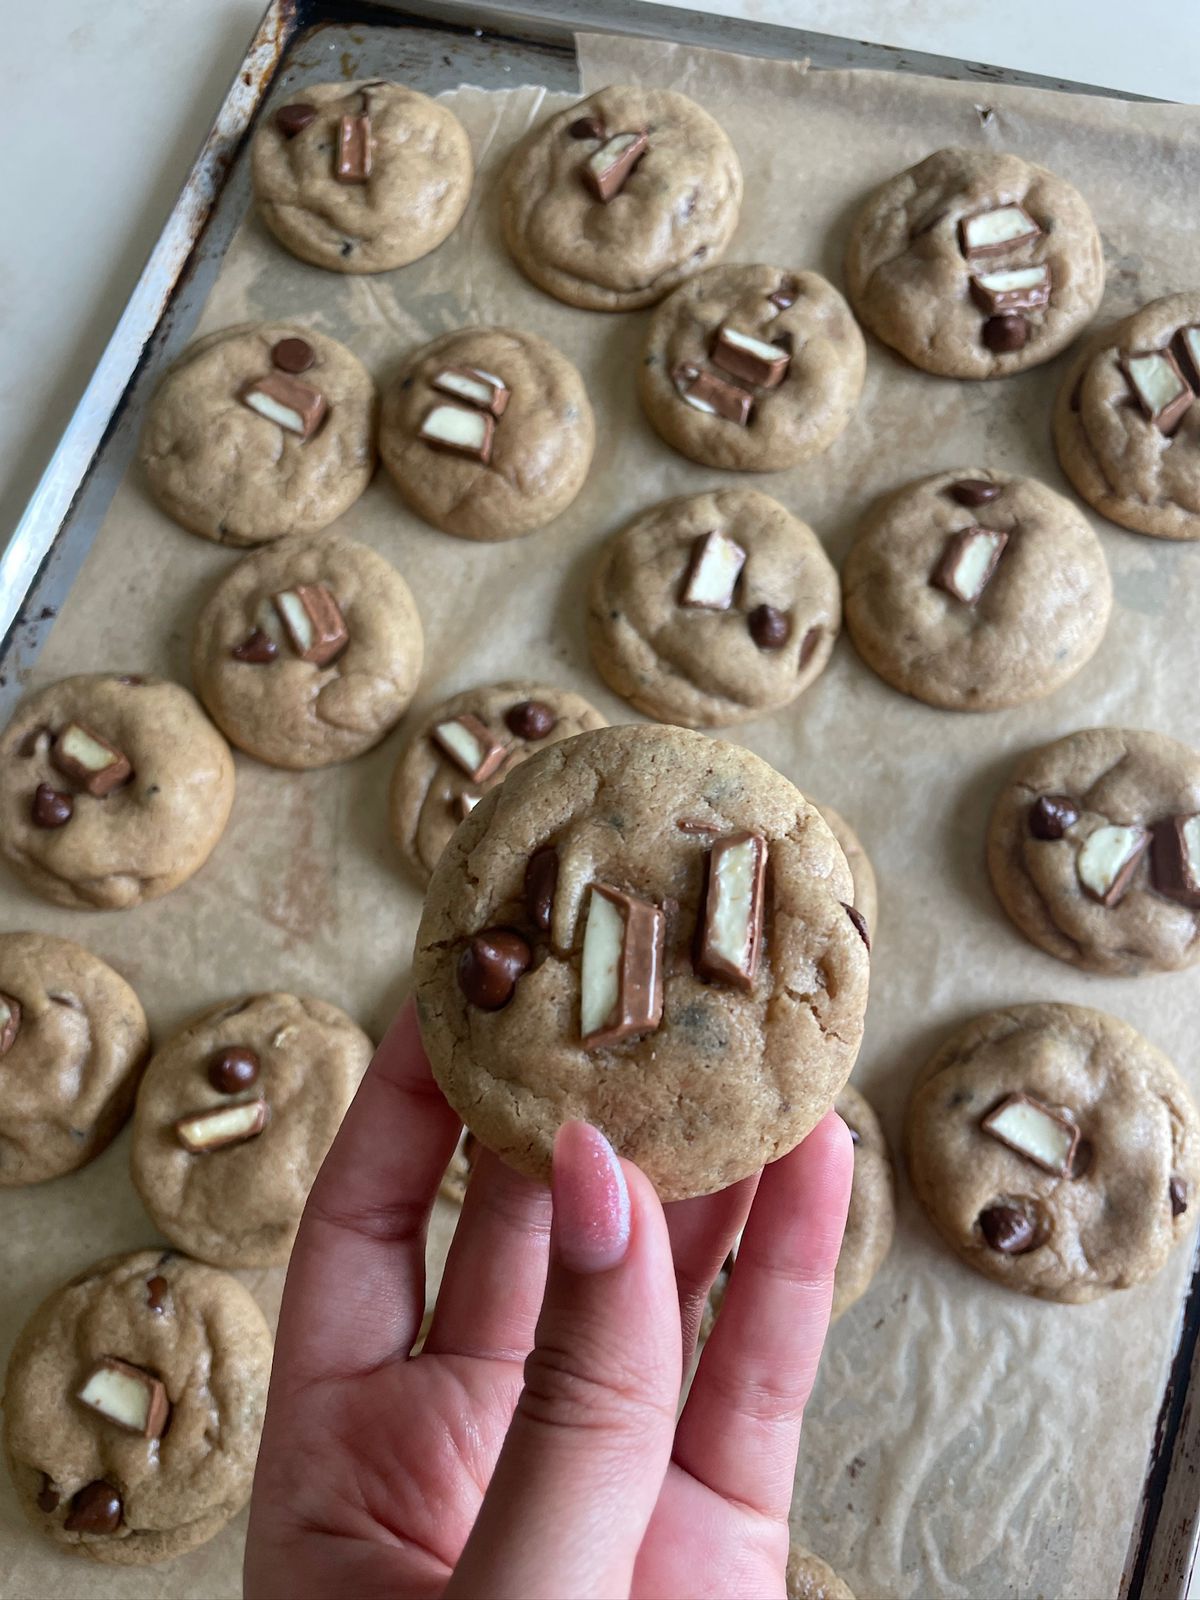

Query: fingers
left=672, top=1112, right=853, bottom=1521
left=273, top=1000, right=461, bottom=1387
left=445, top=1124, right=681, bottom=1600
left=664, top=1175, right=758, bottom=1356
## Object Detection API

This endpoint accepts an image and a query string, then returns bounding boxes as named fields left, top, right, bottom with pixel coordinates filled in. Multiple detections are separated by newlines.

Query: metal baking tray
left=0, top=3, right=1186, bottom=1596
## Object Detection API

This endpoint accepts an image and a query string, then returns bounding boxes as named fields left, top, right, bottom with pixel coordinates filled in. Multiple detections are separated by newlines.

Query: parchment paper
left=3, top=30, right=1200, bottom=1600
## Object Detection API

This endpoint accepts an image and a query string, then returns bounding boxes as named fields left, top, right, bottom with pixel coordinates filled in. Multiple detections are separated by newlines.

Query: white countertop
left=2, top=0, right=1197, bottom=560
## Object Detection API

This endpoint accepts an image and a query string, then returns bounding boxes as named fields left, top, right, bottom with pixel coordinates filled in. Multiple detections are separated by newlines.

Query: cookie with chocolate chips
left=786, top=1544, right=858, bottom=1600
left=588, top=489, right=840, bottom=727
left=639, top=263, right=865, bottom=471
left=252, top=80, right=472, bottom=273
left=906, top=1004, right=1200, bottom=1303
left=388, top=680, right=607, bottom=886
left=501, top=85, right=742, bottom=311
left=3, top=1249, right=270, bottom=1564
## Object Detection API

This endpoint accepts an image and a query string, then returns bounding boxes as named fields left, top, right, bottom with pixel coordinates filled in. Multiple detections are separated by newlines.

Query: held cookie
left=844, top=147, right=1103, bottom=379
left=905, top=1004, right=1200, bottom=1303
left=1054, top=292, right=1200, bottom=540
left=787, top=1545, right=858, bottom=1600
left=380, top=326, right=595, bottom=541
left=815, top=806, right=877, bottom=944
left=0, top=933, right=150, bottom=1187
left=843, top=470, right=1111, bottom=711
left=588, top=490, right=840, bottom=728
left=3, top=1249, right=270, bottom=1564
left=192, top=533, right=423, bottom=768
left=501, top=86, right=742, bottom=312
left=139, top=322, right=376, bottom=545
left=639, top=264, right=865, bottom=471
left=0, top=674, right=234, bottom=911
left=413, top=725, right=869, bottom=1202
left=252, top=79, right=472, bottom=273
left=130, top=993, right=371, bottom=1267
left=987, top=727, right=1200, bottom=975
left=388, top=680, right=607, bottom=886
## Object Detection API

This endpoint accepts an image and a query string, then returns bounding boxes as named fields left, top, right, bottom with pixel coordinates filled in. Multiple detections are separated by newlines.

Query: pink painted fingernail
left=551, top=1121, right=631, bottom=1274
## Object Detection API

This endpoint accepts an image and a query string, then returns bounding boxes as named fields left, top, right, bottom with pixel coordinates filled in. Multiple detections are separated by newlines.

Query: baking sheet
left=3, top=26, right=1200, bottom=1599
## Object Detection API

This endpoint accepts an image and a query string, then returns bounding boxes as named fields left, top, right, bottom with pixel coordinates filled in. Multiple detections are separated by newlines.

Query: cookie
left=0, top=674, right=234, bottom=911
left=413, top=724, right=869, bottom=1202
left=1054, top=292, right=1200, bottom=540
left=252, top=80, right=472, bottom=273
left=786, top=1545, right=858, bottom=1600
left=500, top=86, right=742, bottom=312
left=0, top=934, right=150, bottom=1187
left=987, top=727, right=1200, bottom=975
left=191, top=532, right=423, bottom=769
left=639, top=264, right=865, bottom=471
left=388, top=680, right=608, bottom=886
left=139, top=321, right=376, bottom=545
left=587, top=490, right=840, bottom=728
left=815, top=806, right=877, bottom=944
left=3, top=1249, right=270, bottom=1564
left=844, top=147, right=1104, bottom=379
left=130, top=992, right=371, bottom=1268
left=379, top=326, right=595, bottom=541
left=905, top=1004, right=1200, bottom=1303
left=843, top=469, right=1111, bottom=711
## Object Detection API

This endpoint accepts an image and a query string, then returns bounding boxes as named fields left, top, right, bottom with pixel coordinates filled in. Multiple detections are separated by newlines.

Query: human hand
left=244, top=1001, right=852, bottom=1599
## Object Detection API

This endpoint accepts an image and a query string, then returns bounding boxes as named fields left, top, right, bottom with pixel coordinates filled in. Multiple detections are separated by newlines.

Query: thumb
left=445, top=1122, right=682, bottom=1600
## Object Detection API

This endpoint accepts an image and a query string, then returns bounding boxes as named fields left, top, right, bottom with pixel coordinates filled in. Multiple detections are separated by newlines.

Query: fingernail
left=551, top=1121, right=631, bottom=1274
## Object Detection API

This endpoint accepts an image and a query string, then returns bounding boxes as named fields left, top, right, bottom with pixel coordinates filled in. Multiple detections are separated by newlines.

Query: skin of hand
left=244, top=1001, right=853, bottom=1600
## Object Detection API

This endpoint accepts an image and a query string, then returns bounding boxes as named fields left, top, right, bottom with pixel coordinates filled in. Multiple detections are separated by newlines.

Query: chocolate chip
left=64, top=1480, right=123, bottom=1535
left=208, top=1046, right=261, bottom=1095
left=983, top=313, right=1029, bottom=353
left=843, top=902, right=870, bottom=951
left=846, top=1123, right=861, bottom=1145
left=457, top=929, right=531, bottom=1011
left=798, top=627, right=822, bottom=669
left=948, top=479, right=1000, bottom=506
left=116, top=675, right=145, bottom=686
left=272, top=337, right=315, bottom=374
left=1171, top=1175, right=1188, bottom=1216
left=505, top=700, right=557, bottom=741
left=275, top=103, right=317, bottom=138
left=525, top=846, right=558, bottom=932
left=36, top=1475, right=59, bottom=1513
left=146, top=1274, right=170, bottom=1314
left=978, top=1203, right=1038, bottom=1254
left=32, top=784, right=72, bottom=828
left=1029, top=794, right=1079, bottom=841
left=769, top=278, right=799, bottom=310
left=568, top=114, right=605, bottom=139
left=232, top=629, right=279, bottom=664
left=748, top=604, right=791, bottom=651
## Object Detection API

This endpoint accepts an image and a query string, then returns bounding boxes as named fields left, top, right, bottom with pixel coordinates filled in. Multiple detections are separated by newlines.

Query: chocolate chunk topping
left=798, top=626, right=822, bottom=669
left=949, top=479, right=1000, bottom=506
left=208, top=1046, right=261, bottom=1095
left=978, top=1203, right=1038, bottom=1254
left=274, top=103, right=317, bottom=139
left=568, top=114, right=605, bottom=140
left=1029, top=795, right=1079, bottom=841
left=146, top=1274, right=170, bottom=1313
left=32, top=783, right=73, bottom=828
left=64, top=1480, right=123, bottom=1535
left=748, top=603, right=791, bottom=651
left=1171, top=1175, right=1188, bottom=1216
left=525, top=846, right=558, bottom=932
left=232, top=629, right=279, bottom=664
left=458, top=929, right=532, bottom=1011
left=769, top=277, right=799, bottom=310
left=983, top=313, right=1029, bottom=353
left=272, top=337, right=315, bottom=374
left=36, top=1475, right=59, bottom=1513
left=505, top=700, right=557, bottom=741
left=843, top=903, right=870, bottom=950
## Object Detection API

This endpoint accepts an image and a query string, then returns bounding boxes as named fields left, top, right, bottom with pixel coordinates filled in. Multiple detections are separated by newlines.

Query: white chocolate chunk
left=1183, top=816, right=1200, bottom=872
left=176, top=1098, right=268, bottom=1152
left=1127, top=352, right=1188, bottom=415
left=78, top=1359, right=168, bottom=1437
left=587, top=131, right=640, bottom=174
left=420, top=404, right=491, bottom=452
left=719, top=327, right=786, bottom=364
left=961, top=205, right=1040, bottom=253
left=58, top=725, right=118, bottom=774
left=580, top=887, right=623, bottom=1039
left=1077, top=824, right=1148, bottom=904
left=983, top=1096, right=1076, bottom=1174
left=707, top=836, right=760, bottom=975
left=0, top=999, right=11, bottom=1030
left=243, top=390, right=306, bottom=434
left=433, top=368, right=503, bottom=409
left=435, top=720, right=486, bottom=775
left=682, top=531, right=747, bottom=609
left=975, top=264, right=1049, bottom=295
left=254, top=597, right=286, bottom=644
left=1182, top=327, right=1200, bottom=377
left=274, top=591, right=315, bottom=653
left=948, top=530, right=1005, bottom=603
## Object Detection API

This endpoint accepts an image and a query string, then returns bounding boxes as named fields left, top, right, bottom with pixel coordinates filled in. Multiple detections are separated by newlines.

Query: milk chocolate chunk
left=949, top=479, right=1000, bottom=507
left=981, top=1092, right=1079, bottom=1176
left=711, top=325, right=790, bottom=389
left=581, top=129, right=648, bottom=202
left=145, top=1275, right=170, bottom=1314
left=274, top=103, right=316, bottom=139
left=209, top=1046, right=261, bottom=1095
left=458, top=928, right=531, bottom=1011
left=580, top=884, right=665, bottom=1050
left=273, top=584, right=349, bottom=666
left=32, top=783, right=73, bottom=828
left=1172, top=325, right=1200, bottom=391
left=64, top=1480, right=123, bottom=1535
left=680, top=530, right=747, bottom=610
left=78, top=1357, right=170, bottom=1439
left=36, top=1476, right=59, bottom=1513
left=983, top=314, right=1029, bottom=353
left=1029, top=794, right=1079, bottom=840
left=696, top=832, right=767, bottom=991
left=1171, top=1175, right=1189, bottom=1216
left=0, top=994, right=21, bottom=1057
left=748, top=603, right=791, bottom=651
left=175, top=1098, right=269, bottom=1153
left=959, top=204, right=1042, bottom=260
left=51, top=723, right=132, bottom=797
left=843, top=902, right=870, bottom=950
left=505, top=700, right=557, bottom=740
left=241, top=372, right=328, bottom=440
left=432, top=366, right=510, bottom=417
left=525, top=845, right=558, bottom=932
left=932, top=526, right=1008, bottom=605
left=673, top=364, right=753, bottom=425
left=1120, top=348, right=1194, bottom=433
left=432, top=714, right=507, bottom=783
left=978, top=1202, right=1038, bottom=1254
left=569, top=114, right=605, bottom=140
left=335, top=113, right=372, bottom=183
left=970, top=263, right=1051, bottom=314
left=418, top=402, right=495, bottom=464
left=232, top=628, right=279, bottom=664
left=1076, top=823, right=1149, bottom=907
left=1152, top=814, right=1200, bottom=907
left=271, top=337, right=315, bottom=375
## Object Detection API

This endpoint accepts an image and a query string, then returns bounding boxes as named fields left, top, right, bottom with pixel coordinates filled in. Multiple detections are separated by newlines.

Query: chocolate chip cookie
left=815, top=806, right=877, bottom=944
left=639, top=264, right=865, bottom=471
left=192, top=532, right=423, bottom=768
left=140, top=322, right=376, bottom=545
left=388, top=680, right=607, bottom=886
left=0, top=933, right=150, bottom=1187
left=379, top=326, right=595, bottom=541
left=252, top=80, right=473, bottom=273
left=501, top=85, right=742, bottom=312
left=588, top=490, right=840, bottom=727
left=987, top=727, right=1200, bottom=975
left=787, top=1545, right=858, bottom=1600
left=1054, top=292, right=1200, bottom=540
left=0, top=674, right=235, bottom=911
left=3, top=1249, right=271, bottom=1563
left=844, top=147, right=1104, bottom=379
left=843, top=469, right=1111, bottom=711
left=905, top=1004, right=1200, bottom=1303
left=130, top=992, right=371, bottom=1267
left=413, top=724, right=869, bottom=1202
